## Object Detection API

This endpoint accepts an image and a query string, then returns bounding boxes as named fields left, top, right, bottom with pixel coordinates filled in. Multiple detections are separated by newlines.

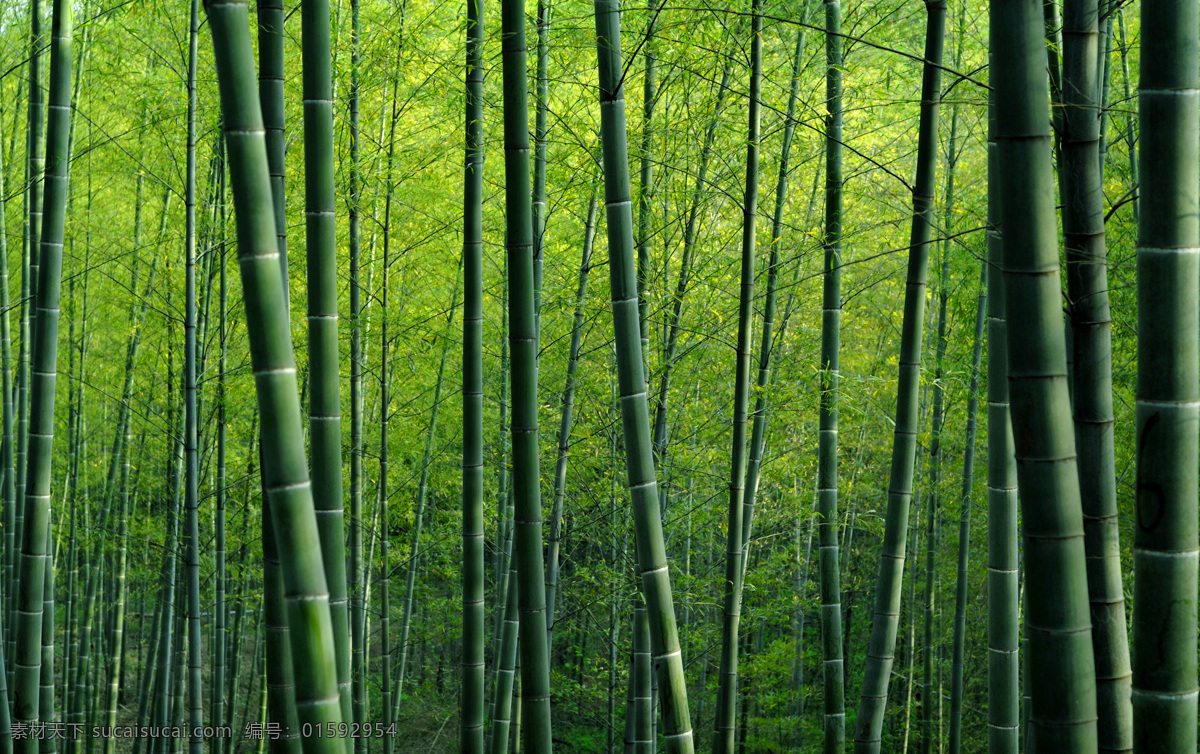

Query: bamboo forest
left=0, top=0, right=1189, bottom=750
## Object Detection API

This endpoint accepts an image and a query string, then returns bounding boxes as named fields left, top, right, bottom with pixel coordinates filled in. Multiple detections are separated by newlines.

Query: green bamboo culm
left=818, top=0, right=846, bottom=747
left=991, top=0, right=1099, bottom=747
left=947, top=262, right=985, bottom=754
left=300, top=0, right=351, bottom=736
left=1131, top=0, right=1200, bottom=745
left=203, top=1, right=345, bottom=750
left=635, top=0, right=657, bottom=375
left=984, top=44, right=1019, bottom=754
left=255, top=0, right=301, bottom=745
left=12, top=0, right=47, bottom=643
left=592, top=2, right=695, bottom=752
left=183, top=2, right=205, bottom=752
left=500, top=0, right=553, bottom=749
left=853, top=0, right=945, bottom=750
left=1061, top=0, right=1133, bottom=745
left=713, top=2, right=762, bottom=750
left=347, top=0, right=366, bottom=742
left=460, top=0, right=485, bottom=749
left=531, top=0, right=551, bottom=339
left=11, top=0, right=69, bottom=745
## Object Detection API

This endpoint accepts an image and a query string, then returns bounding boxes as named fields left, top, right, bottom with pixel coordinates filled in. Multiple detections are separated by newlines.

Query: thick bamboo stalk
left=1060, top=0, right=1133, bottom=745
left=1131, top=0, right=1200, bottom=747
left=993, top=0, right=1099, bottom=746
left=300, top=0, right=351, bottom=732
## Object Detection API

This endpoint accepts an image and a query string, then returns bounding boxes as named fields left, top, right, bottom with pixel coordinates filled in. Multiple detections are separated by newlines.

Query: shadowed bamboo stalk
left=993, top=0, right=1099, bottom=746
left=984, top=43, right=1018, bottom=754
left=501, top=0, right=553, bottom=748
left=12, top=0, right=70, bottom=744
left=1061, top=0, right=1133, bottom=744
left=1131, top=0, right=1199, bottom=746
left=593, top=1, right=694, bottom=751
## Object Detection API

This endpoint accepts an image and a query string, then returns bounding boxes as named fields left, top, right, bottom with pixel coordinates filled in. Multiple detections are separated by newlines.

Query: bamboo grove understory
left=0, top=0, right=1187, bottom=752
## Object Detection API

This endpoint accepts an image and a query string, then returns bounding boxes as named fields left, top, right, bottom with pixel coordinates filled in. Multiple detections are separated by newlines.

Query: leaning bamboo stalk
left=593, top=2, right=694, bottom=751
left=204, top=0, right=344, bottom=748
left=12, top=0, right=71, bottom=743
left=853, top=0, right=946, bottom=748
